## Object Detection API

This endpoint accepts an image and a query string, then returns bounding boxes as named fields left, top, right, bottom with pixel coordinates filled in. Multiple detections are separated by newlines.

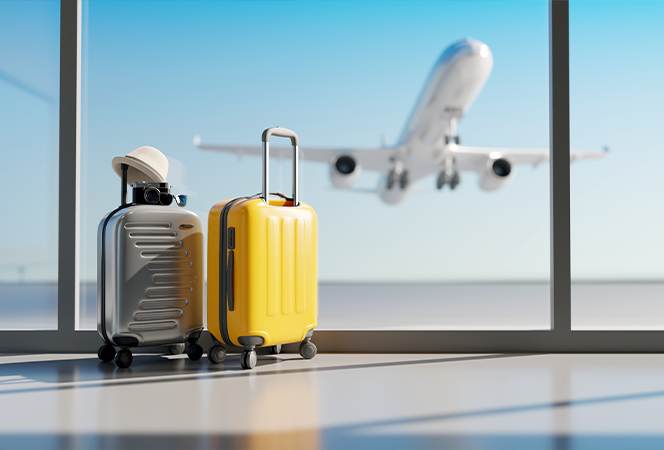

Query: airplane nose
left=436, top=38, right=492, bottom=66
left=464, top=39, right=491, bottom=58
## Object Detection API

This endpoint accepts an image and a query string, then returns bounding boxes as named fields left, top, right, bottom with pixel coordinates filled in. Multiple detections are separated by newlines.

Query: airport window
left=78, top=0, right=553, bottom=331
left=4, top=0, right=662, bottom=352
left=570, top=0, right=664, bottom=330
left=0, top=1, right=60, bottom=330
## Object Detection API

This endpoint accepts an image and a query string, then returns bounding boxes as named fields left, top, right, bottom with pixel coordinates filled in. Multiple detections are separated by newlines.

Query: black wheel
left=115, top=349, right=133, bottom=368
left=454, top=135, right=461, bottom=145
left=269, top=345, right=282, bottom=355
left=436, top=172, right=445, bottom=190
left=449, top=172, right=460, bottom=190
left=98, top=344, right=116, bottom=363
left=187, top=343, right=203, bottom=361
left=299, top=341, right=317, bottom=360
left=240, top=350, right=257, bottom=370
left=168, top=343, right=186, bottom=355
left=207, top=345, right=226, bottom=364
left=399, top=171, right=409, bottom=189
left=387, top=170, right=397, bottom=189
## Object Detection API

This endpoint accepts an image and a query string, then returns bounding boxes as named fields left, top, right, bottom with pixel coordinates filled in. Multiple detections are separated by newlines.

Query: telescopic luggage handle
left=261, top=127, right=299, bottom=206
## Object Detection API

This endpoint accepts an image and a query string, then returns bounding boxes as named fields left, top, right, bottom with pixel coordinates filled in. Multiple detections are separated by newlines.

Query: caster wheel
left=169, top=343, right=186, bottom=355
left=269, top=345, right=282, bottom=355
left=240, top=350, right=257, bottom=370
left=207, top=345, right=226, bottom=364
left=299, top=341, right=317, bottom=360
left=187, top=343, right=203, bottom=361
left=98, top=344, right=116, bottom=362
left=115, top=349, right=133, bottom=369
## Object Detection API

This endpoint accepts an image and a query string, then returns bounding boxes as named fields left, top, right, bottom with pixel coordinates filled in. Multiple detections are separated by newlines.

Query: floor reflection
left=1, top=354, right=664, bottom=450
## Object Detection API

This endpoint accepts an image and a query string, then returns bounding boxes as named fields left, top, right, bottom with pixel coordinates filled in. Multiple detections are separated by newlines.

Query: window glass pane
left=0, top=1, right=59, bottom=330
left=81, top=0, right=550, bottom=330
left=571, top=0, right=664, bottom=329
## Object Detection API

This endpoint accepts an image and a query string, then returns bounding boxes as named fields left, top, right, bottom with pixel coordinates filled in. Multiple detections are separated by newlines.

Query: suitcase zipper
left=218, top=195, right=257, bottom=346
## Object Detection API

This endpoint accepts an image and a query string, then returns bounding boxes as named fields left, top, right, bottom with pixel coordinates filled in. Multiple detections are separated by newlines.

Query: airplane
left=194, top=37, right=607, bottom=204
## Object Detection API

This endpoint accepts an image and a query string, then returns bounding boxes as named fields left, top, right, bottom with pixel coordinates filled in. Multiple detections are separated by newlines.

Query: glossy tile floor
left=1, top=352, right=664, bottom=449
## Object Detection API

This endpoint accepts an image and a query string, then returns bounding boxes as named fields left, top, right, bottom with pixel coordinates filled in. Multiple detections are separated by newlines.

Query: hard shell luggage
left=97, top=147, right=204, bottom=368
left=207, top=127, right=318, bottom=369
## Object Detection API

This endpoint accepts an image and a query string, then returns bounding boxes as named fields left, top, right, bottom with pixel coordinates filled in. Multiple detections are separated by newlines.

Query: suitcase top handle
left=262, top=127, right=298, bottom=147
left=261, top=127, right=300, bottom=207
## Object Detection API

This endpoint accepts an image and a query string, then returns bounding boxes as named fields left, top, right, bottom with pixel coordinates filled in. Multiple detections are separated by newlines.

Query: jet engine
left=329, top=154, right=361, bottom=189
left=478, top=157, right=514, bottom=191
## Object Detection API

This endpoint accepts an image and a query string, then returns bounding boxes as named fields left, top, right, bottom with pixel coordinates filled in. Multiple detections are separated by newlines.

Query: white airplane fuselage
left=379, top=38, right=494, bottom=204
left=197, top=38, right=605, bottom=204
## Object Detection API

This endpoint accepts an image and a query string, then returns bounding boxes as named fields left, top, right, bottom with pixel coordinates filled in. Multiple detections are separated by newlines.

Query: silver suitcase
left=97, top=163, right=204, bottom=368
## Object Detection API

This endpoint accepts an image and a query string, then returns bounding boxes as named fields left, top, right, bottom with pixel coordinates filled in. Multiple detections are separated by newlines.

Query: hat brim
left=112, top=156, right=166, bottom=184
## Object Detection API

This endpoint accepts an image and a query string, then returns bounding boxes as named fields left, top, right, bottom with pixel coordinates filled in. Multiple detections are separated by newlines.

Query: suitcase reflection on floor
left=205, top=358, right=321, bottom=447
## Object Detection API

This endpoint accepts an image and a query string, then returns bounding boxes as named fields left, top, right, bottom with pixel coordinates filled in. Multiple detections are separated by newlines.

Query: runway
left=1, top=282, right=663, bottom=330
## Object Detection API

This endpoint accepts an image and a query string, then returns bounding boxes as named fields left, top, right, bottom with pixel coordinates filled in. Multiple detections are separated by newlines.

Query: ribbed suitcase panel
left=281, top=217, right=293, bottom=315
left=267, top=217, right=279, bottom=317
left=100, top=207, right=204, bottom=346
left=266, top=217, right=307, bottom=317
left=218, top=198, right=317, bottom=347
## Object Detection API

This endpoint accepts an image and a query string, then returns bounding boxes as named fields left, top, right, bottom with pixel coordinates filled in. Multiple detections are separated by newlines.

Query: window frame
left=2, top=0, right=662, bottom=353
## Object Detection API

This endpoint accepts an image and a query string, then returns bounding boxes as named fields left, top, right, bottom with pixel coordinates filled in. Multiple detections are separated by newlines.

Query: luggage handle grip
left=261, top=127, right=299, bottom=207
left=262, top=127, right=298, bottom=146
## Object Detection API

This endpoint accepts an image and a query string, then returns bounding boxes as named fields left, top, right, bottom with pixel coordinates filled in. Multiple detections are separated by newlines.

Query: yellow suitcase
left=207, top=127, right=318, bottom=369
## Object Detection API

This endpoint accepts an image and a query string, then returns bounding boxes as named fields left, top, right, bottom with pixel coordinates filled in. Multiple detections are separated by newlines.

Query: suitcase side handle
left=261, top=127, right=299, bottom=206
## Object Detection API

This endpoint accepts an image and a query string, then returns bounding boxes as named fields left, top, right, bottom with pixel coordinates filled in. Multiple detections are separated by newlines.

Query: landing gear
left=168, top=343, right=185, bottom=355
left=299, top=340, right=317, bottom=359
left=387, top=170, right=398, bottom=189
left=399, top=171, right=409, bottom=189
left=207, top=344, right=227, bottom=364
left=444, top=135, right=461, bottom=145
left=115, top=348, right=133, bottom=368
left=437, top=155, right=460, bottom=190
left=241, top=349, right=257, bottom=370
left=98, top=344, right=116, bottom=363
left=387, top=169, right=409, bottom=190
left=437, top=171, right=460, bottom=190
left=449, top=171, right=460, bottom=189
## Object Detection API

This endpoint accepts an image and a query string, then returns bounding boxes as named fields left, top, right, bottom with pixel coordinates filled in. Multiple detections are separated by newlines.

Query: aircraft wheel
left=450, top=172, right=460, bottom=190
left=436, top=172, right=445, bottom=190
left=387, top=170, right=397, bottom=189
left=399, top=171, right=409, bottom=189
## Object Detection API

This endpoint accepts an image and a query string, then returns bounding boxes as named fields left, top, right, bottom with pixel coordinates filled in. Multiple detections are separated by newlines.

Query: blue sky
left=1, top=1, right=663, bottom=284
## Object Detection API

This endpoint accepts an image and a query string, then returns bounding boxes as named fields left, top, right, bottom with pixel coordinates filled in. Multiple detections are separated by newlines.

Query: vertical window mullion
left=549, top=0, right=572, bottom=333
left=58, top=0, right=79, bottom=334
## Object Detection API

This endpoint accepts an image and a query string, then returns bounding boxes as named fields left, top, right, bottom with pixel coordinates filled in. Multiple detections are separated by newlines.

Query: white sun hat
left=112, top=146, right=169, bottom=185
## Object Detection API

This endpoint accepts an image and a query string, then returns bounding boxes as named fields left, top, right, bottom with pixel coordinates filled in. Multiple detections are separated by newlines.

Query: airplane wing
left=194, top=136, right=397, bottom=173
left=449, top=144, right=608, bottom=171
